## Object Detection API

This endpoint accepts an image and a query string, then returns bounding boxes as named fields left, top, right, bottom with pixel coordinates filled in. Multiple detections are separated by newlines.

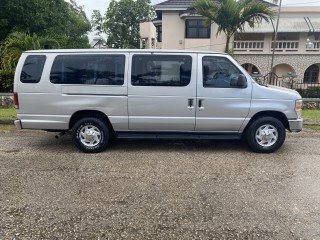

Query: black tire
left=72, top=117, right=110, bottom=153
left=245, top=117, right=286, bottom=153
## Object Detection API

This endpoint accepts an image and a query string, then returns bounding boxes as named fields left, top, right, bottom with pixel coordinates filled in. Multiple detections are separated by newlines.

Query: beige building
left=141, top=0, right=320, bottom=86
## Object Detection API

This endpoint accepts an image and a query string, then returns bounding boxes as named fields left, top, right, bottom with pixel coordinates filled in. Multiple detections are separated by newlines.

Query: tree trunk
left=225, top=35, right=231, bottom=53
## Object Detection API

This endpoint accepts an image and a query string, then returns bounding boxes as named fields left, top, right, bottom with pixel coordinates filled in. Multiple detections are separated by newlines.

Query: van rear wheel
left=72, top=117, right=110, bottom=153
left=246, top=117, right=286, bottom=153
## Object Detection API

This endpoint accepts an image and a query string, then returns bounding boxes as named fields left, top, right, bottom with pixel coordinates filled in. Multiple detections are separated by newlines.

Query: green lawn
left=304, top=125, right=320, bottom=131
left=0, top=108, right=16, bottom=121
left=0, top=124, right=16, bottom=132
left=302, top=110, right=320, bottom=122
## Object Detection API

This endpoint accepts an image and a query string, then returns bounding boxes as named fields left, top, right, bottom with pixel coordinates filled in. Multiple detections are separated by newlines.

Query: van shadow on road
left=36, top=132, right=249, bottom=153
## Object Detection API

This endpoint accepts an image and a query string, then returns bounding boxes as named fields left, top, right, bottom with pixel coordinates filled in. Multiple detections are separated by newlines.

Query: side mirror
left=237, top=74, right=247, bottom=88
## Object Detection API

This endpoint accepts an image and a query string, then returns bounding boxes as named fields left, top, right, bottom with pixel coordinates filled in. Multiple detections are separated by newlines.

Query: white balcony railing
left=271, top=40, right=299, bottom=50
left=234, top=40, right=320, bottom=53
left=233, top=41, right=264, bottom=51
left=306, top=40, right=320, bottom=50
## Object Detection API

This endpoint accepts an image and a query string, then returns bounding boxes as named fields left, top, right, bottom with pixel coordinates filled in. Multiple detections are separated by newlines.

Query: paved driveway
left=0, top=129, right=320, bottom=239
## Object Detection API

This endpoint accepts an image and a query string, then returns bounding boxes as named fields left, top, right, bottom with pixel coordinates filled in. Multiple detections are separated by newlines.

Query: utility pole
left=270, top=0, right=282, bottom=80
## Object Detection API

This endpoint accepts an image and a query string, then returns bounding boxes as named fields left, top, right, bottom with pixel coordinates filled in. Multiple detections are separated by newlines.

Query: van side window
left=50, top=55, right=125, bottom=85
left=203, top=56, right=244, bottom=88
left=20, top=55, right=46, bottom=83
left=131, top=55, right=192, bottom=86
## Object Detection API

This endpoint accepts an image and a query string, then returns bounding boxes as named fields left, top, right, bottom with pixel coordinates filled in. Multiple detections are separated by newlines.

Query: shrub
left=296, top=87, right=320, bottom=98
left=0, top=69, right=14, bottom=92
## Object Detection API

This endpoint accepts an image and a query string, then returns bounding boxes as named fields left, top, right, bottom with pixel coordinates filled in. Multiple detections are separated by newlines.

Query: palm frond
left=191, top=0, right=219, bottom=25
left=191, top=0, right=277, bottom=52
left=0, top=31, right=60, bottom=71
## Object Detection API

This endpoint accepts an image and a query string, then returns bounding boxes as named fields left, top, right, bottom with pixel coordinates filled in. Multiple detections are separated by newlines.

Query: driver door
left=195, top=54, right=252, bottom=132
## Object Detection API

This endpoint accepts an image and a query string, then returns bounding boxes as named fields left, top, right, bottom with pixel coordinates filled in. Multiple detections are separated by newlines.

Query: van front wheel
left=246, top=117, right=286, bottom=153
left=72, top=117, right=110, bottom=153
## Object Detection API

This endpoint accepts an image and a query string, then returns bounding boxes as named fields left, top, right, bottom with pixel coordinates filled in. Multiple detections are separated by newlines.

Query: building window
left=156, top=11, right=162, bottom=20
left=185, top=19, right=210, bottom=39
left=304, top=64, right=319, bottom=83
left=242, top=63, right=260, bottom=74
left=156, top=25, right=162, bottom=42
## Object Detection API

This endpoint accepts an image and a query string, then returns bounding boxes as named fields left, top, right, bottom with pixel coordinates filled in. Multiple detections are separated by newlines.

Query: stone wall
left=233, top=54, right=320, bottom=82
left=0, top=94, right=13, bottom=108
left=303, top=99, right=320, bottom=110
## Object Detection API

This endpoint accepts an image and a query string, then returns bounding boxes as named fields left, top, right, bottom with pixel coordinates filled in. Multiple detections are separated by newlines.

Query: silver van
left=14, top=49, right=303, bottom=153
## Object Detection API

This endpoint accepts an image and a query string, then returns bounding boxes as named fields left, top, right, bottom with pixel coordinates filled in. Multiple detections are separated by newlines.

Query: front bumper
left=289, top=118, right=303, bottom=132
left=14, top=119, right=22, bottom=130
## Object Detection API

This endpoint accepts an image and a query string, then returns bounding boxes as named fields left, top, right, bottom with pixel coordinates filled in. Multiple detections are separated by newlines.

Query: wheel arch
left=69, top=110, right=114, bottom=133
left=244, top=111, right=289, bottom=133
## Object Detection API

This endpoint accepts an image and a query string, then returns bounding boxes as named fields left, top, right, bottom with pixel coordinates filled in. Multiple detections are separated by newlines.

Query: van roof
left=24, top=49, right=227, bottom=55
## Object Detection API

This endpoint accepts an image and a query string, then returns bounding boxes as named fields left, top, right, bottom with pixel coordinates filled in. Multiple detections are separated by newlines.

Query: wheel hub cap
left=255, top=124, right=278, bottom=147
left=79, top=125, right=101, bottom=147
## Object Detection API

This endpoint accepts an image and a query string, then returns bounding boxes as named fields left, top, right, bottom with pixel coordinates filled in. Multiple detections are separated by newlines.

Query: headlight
left=295, top=99, right=303, bottom=118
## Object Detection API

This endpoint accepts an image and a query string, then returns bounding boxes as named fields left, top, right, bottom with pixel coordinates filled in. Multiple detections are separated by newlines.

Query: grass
left=0, top=108, right=16, bottom=121
left=0, top=124, right=16, bottom=132
left=302, top=110, right=320, bottom=122
left=303, top=125, right=320, bottom=131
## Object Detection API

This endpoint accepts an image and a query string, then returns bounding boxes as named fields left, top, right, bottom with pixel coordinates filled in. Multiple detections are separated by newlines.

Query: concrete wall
left=161, top=11, right=185, bottom=49
left=158, top=11, right=228, bottom=51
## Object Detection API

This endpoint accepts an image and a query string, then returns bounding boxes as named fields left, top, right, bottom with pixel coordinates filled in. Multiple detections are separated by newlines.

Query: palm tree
left=191, top=0, right=276, bottom=53
left=0, top=32, right=59, bottom=91
left=0, top=31, right=59, bottom=71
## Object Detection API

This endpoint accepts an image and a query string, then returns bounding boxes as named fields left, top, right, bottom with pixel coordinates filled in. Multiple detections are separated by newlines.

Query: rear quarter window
left=20, top=55, right=46, bottom=83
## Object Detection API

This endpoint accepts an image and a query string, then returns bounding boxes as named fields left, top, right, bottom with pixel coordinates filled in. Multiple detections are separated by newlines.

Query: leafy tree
left=191, top=0, right=276, bottom=52
left=104, top=0, right=156, bottom=48
left=1, top=32, right=59, bottom=69
left=91, top=10, right=104, bottom=36
left=0, top=32, right=59, bottom=92
left=0, top=0, right=91, bottom=48
left=0, top=0, right=91, bottom=92
left=63, top=0, right=91, bottom=48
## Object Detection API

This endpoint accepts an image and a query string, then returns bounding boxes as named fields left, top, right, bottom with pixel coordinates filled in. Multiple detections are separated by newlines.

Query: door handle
left=187, top=98, right=194, bottom=110
left=198, top=99, right=205, bottom=111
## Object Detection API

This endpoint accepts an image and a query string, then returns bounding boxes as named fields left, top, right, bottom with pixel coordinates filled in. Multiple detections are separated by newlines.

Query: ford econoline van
left=14, top=49, right=303, bottom=153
